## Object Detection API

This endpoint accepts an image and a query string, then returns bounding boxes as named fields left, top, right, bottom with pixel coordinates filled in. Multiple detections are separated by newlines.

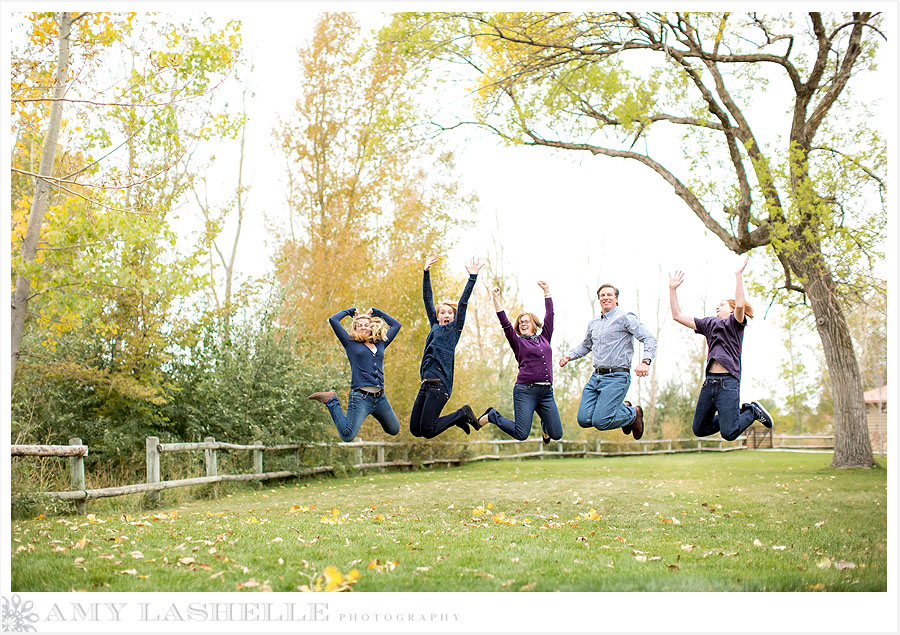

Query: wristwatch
left=642, top=358, right=652, bottom=365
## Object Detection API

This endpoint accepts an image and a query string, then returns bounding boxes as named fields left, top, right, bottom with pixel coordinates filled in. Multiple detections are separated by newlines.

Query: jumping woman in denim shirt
left=308, top=308, right=402, bottom=442
left=475, top=281, right=563, bottom=444
left=668, top=255, right=774, bottom=440
left=409, top=255, right=484, bottom=438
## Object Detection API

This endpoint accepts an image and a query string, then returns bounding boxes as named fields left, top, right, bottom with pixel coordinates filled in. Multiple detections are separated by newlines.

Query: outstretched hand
left=736, top=255, right=749, bottom=275
left=465, top=257, right=485, bottom=275
left=558, top=355, right=571, bottom=368
left=424, top=255, right=439, bottom=271
left=669, top=271, right=685, bottom=290
left=537, top=280, right=550, bottom=295
left=491, top=286, right=502, bottom=299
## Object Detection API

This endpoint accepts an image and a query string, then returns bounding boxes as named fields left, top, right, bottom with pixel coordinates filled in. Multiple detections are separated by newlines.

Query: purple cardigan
left=497, top=297, right=554, bottom=384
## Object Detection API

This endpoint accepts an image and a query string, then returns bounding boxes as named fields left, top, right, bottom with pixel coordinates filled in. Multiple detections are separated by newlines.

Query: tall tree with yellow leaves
left=275, top=14, right=474, bottom=432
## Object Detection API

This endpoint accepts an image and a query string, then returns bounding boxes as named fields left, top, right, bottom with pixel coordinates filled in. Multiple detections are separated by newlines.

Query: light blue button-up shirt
left=568, top=307, right=657, bottom=369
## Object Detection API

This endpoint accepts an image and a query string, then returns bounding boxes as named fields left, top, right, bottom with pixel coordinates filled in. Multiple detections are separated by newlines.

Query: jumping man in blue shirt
left=559, top=283, right=657, bottom=440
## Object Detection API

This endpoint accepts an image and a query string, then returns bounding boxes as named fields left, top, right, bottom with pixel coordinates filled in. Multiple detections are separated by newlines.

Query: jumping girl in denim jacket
left=308, top=308, right=402, bottom=442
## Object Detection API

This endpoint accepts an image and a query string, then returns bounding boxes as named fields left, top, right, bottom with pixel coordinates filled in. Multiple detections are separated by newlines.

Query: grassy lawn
left=9, top=451, right=887, bottom=592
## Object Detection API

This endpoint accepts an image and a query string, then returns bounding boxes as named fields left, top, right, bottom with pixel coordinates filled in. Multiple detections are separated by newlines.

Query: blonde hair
left=350, top=315, right=388, bottom=342
left=727, top=299, right=754, bottom=319
left=437, top=302, right=458, bottom=317
left=514, top=312, right=543, bottom=335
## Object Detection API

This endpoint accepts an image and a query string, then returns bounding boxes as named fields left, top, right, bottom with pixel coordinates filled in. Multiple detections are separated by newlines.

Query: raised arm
left=328, top=308, right=356, bottom=346
left=734, top=256, right=748, bottom=324
left=370, top=307, right=402, bottom=345
left=491, top=285, right=504, bottom=313
left=454, top=257, right=484, bottom=332
left=422, top=256, right=438, bottom=326
left=492, top=287, right=519, bottom=352
left=537, top=280, right=553, bottom=341
left=668, top=271, right=696, bottom=330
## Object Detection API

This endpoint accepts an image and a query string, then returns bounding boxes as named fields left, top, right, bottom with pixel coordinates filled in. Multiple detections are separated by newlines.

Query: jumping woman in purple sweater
left=308, top=308, right=402, bottom=442
left=669, top=256, right=773, bottom=440
left=475, top=281, right=563, bottom=444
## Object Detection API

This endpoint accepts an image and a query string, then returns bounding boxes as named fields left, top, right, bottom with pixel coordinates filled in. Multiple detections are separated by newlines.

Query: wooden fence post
left=68, top=438, right=86, bottom=515
left=596, top=439, right=601, bottom=455
left=355, top=446, right=364, bottom=468
left=204, top=436, right=218, bottom=499
left=582, top=440, right=587, bottom=457
left=377, top=444, right=385, bottom=472
left=539, top=440, right=544, bottom=460
left=253, top=440, right=263, bottom=474
left=492, top=441, right=500, bottom=458
left=145, top=437, right=160, bottom=506
left=697, top=440, right=702, bottom=453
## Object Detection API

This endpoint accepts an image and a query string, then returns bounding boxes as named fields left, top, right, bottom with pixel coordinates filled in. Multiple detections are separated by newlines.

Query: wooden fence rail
left=11, top=432, right=838, bottom=513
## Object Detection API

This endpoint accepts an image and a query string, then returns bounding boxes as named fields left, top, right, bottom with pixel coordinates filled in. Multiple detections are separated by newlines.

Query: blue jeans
left=692, top=373, right=757, bottom=441
left=409, top=380, right=472, bottom=439
left=326, top=391, right=400, bottom=442
left=576, top=371, right=635, bottom=430
left=489, top=383, right=564, bottom=441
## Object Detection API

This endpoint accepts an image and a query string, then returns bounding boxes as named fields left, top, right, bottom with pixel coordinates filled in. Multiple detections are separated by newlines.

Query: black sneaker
left=473, top=408, right=493, bottom=431
left=458, top=405, right=475, bottom=434
left=750, top=401, right=773, bottom=428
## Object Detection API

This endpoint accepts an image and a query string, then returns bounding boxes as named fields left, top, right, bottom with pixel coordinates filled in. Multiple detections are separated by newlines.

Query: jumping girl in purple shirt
left=474, top=281, right=563, bottom=443
left=669, top=256, right=773, bottom=440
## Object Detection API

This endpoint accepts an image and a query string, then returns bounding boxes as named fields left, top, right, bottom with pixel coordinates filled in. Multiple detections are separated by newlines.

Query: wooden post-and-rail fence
left=11, top=433, right=838, bottom=514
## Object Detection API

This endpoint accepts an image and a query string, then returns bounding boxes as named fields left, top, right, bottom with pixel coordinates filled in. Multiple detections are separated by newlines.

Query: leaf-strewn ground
left=10, top=452, right=887, bottom=592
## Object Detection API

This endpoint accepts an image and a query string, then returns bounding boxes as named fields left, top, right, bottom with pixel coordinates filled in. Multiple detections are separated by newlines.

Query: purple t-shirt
left=497, top=297, right=554, bottom=384
left=693, top=313, right=746, bottom=381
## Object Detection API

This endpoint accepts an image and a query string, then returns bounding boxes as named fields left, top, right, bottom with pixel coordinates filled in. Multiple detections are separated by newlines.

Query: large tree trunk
left=10, top=12, right=74, bottom=381
left=793, top=253, right=874, bottom=468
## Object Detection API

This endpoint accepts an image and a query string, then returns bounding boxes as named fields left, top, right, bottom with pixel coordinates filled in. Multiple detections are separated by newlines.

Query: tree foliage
left=10, top=12, right=244, bottom=403
left=273, top=14, right=477, bottom=437
left=386, top=11, right=887, bottom=467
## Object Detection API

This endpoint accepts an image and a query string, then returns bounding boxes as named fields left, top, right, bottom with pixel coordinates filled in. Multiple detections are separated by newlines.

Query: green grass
left=9, top=452, right=887, bottom=592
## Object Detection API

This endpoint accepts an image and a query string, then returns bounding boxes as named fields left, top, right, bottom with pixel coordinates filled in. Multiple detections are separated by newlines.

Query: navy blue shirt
left=329, top=308, right=401, bottom=391
left=694, top=313, right=746, bottom=381
left=419, top=271, right=477, bottom=395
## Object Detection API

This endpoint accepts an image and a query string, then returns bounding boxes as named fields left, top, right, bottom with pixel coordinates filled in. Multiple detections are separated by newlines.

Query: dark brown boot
left=622, top=401, right=633, bottom=435
left=631, top=405, right=644, bottom=440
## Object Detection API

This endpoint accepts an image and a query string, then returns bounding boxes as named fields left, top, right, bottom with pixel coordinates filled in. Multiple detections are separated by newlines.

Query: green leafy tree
left=387, top=11, right=886, bottom=467
left=10, top=12, right=244, bottom=400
